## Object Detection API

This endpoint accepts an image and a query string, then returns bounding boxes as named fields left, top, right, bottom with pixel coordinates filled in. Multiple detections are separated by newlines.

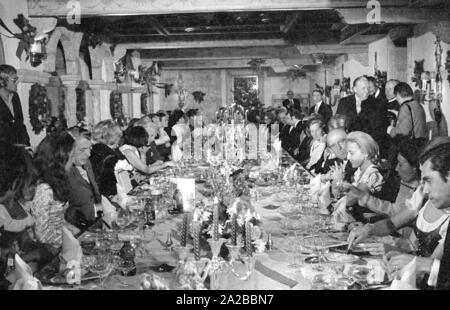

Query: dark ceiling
left=63, top=10, right=353, bottom=45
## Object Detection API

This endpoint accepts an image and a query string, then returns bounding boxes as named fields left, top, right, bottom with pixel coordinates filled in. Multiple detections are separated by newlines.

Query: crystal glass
left=90, top=251, right=113, bottom=290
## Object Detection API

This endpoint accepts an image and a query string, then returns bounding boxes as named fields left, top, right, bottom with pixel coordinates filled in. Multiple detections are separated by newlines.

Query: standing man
left=385, top=79, right=401, bottom=115
left=282, top=90, right=301, bottom=112
left=0, top=65, right=30, bottom=146
left=309, top=89, right=332, bottom=126
left=388, top=82, right=427, bottom=139
left=337, top=76, right=385, bottom=153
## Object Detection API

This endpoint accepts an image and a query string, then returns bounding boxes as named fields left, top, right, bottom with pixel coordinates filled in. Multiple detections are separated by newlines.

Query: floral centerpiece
left=29, top=83, right=51, bottom=134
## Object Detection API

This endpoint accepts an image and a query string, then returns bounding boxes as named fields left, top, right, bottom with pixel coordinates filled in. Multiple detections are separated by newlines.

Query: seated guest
left=135, top=118, right=165, bottom=166
left=119, top=126, right=171, bottom=175
left=346, top=136, right=426, bottom=218
left=343, top=131, right=384, bottom=194
left=151, top=112, right=171, bottom=160
left=168, top=110, right=189, bottom=161
left=306, top=118, right=327, bottom=172
left=352, top=141, right=450, bottom=289
left=309, top=89, right=332, bottom=126
left=64, top=133, right=102, bottom=230
left=388, top=82, right=427, bottom=139
left=0, top=142, right=53, bottom=289
left=281, top=109, right=303, bottom=157
left=27, top=132, right=79, bottom=247
left=90, top=120, right=124, bottom=197
left=315, top=128, right=355, bottom=182
left=328, top=114, right=347, bottom=132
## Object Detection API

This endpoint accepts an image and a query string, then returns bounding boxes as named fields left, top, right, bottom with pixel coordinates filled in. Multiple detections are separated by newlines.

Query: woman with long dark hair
left=26, top=132, right=79, bottom=247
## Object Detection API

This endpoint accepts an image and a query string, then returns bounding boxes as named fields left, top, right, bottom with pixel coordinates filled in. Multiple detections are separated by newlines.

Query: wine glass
left=287, top=231, right=301, bottom=269
left=90, top=251, right=113, bottom=290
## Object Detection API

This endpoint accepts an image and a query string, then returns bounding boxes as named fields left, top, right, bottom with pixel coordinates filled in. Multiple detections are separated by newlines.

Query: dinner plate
left=324, top=252, right=360, bottom=263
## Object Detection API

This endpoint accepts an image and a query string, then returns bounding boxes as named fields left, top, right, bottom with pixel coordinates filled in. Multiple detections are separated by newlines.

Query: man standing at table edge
left=386, top=142, right=450, bottom=289
left=0, top=64, right=30, bottom=147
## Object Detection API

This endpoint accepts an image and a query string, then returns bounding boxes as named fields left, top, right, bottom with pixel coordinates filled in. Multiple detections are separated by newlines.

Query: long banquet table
left=37, top=154, right=390, bottom=290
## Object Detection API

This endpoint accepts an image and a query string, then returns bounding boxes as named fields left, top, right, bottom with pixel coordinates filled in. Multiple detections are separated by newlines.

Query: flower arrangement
left=29, top=83, right=51, bottom=134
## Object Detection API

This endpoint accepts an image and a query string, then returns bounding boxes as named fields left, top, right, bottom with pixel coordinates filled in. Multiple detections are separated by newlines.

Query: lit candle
left=181, top=213, right=188, bottom=247
left=193, top=222, right=201, bottom=261
left=245, top=221, right=252, bottom=256
left=213, top=197, right=220, bottom=241
left=231, top=214, right=237, bottom=246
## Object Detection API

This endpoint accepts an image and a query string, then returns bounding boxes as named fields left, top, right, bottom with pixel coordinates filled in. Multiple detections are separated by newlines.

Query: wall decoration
left=247, top=58, right=265, bottom=72
left=76, top=85, right=87, bottom=128
left=192, top=91, right=206, bottom=104
left=29, top=83, right=51, bottom=135
left=0, top=14, right=53, bottom=67
left=445, top=51, right=450, bottom=85
left=110, top=90, right=125, bottom=126
left=233, top=76, right=262, bottom=110
left=412, top=59, right=425, bottom=88
left=156, top=83, right=173, bottom=98
left=141, top=93, right=149, bottom=115
left=286, top=68, right=307, bottom=81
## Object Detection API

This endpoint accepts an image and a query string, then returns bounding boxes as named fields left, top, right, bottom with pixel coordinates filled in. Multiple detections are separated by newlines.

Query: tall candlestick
left=181, top=213, right=188, bottom=247
left=245, top=221, right=252, bottom=256
left=231, top=214, right=237, bottom=246
left=213, top=197, right=219, bottom=241
left=193, top=222, right=201, bottom=261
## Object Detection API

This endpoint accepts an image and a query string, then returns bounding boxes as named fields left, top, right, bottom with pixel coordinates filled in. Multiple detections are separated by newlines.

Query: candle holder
left=173, top=244, right=193, bottom=263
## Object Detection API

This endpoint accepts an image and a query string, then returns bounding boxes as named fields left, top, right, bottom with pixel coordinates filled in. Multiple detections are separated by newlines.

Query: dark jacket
left=65, top=160, right=102, bottom=229
left=0, top=92, right=30, bottom=146
left=309, top=102, right=333, bottom=126
left=337, top=94, right=386, bottom=148
left=437, top=227, right=450, bottom=290
left=281, top=121, right=303, bottom=156
left=282, top=98, right=301, bottom=112
left=146, top=141, right=164, bottom=165
left=90, top=143, right=124, bottom=197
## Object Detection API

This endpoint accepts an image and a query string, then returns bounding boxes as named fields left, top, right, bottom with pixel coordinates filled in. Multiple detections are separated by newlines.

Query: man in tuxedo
left=0, top=65, right=30, bottom=146
left=385, top=143, right=450, bottom=289
left=281, top=108, right=303, bottom=156
left=282, top=90, right=301, bottom=112
left=309, top=89, right=332, bottom=126
left=385, top=79, right=400, bottom=115
left=336, top=76, right=385, bottom=152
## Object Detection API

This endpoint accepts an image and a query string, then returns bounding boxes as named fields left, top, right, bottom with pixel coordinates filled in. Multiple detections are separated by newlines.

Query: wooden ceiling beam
left=28, top=0, right=411, bottom=17
left=280, top=12, right=300, bottom=33
left=337, top=8, right=450, bottom=24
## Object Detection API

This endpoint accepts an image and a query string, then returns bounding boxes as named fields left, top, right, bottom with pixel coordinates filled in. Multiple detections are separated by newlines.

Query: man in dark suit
left=336, top=76, right=386, bottom=152
left=282, top=90, right=301, bottom=112
left=281, top=109, right=303, bottom=157
left=309, top=89, right=332, bottom=126
left=0, top=65, right=30, bottom=146
left=65, top=134, right=102, bottom=229
left=385, top=143, right=450, bottom=289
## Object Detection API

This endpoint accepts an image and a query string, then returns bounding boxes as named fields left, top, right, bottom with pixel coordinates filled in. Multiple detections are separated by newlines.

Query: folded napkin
left=11, top=254, right=43, bottom=290
left=310, top=175, right=332, bottom=211
left=101, top=195, right=118, bottom=227
left=255, top=261, right=298, bottom=288
left=390, top=257, right=417, bottom=290
left=60, top=227, right=82, bottom=265
left=331, top=196, right=355, bottom=225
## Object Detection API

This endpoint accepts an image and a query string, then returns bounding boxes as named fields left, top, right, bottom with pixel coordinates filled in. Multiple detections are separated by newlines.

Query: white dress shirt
left=314, top=101, right=322, bottom=114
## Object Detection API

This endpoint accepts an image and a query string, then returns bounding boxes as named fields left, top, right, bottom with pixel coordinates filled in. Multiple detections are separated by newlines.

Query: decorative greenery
left=76, top=86, right=87, bottom=126
left=29, top=83, right=51, bottom=135
left=375, top=70, right=387, bottom=89
left=247, top=58, right=266, bottom=72
left=445, top=51, right=450, bottom=84
left=233, top=77, right=262, bottom=110
left=192, top=91, right=206, bottom=104
left=0, top=14, right=37, bottom=61
left=286, top=68, right=307, bottom=81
